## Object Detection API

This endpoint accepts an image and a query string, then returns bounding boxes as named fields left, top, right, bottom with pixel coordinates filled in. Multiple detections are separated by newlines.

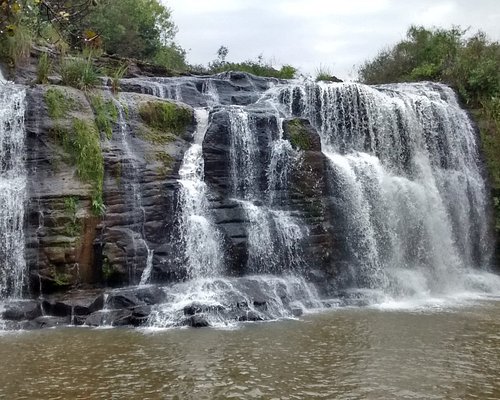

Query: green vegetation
left=52, top=268, right=72, bottom=287
left=139, top=101, right=192, bottom=134
left=315, top=66, right=335, bottom=82
left=110, top=64, right=128, bottom=94
left=63, top=196, right=81, bottom=236
left=83, top=0, right=186, bottom=69
left=53, top=119, right=104, bottom=216
left=37, top=52, right=52, bottom=84
left=44, top=88, right=73, bottom=119
left=137, top=127, right=176, bottom=145
left=89, top=94, right=118, bottom=139
left=206, top=48, right=296, bottom=79
left=155, top=152, right=174, bottom=175
left=60, top=56, right=99, bottom=90
left=359, top=25, right=500, bottom=232
left=287, top=119, right=312, bottom=151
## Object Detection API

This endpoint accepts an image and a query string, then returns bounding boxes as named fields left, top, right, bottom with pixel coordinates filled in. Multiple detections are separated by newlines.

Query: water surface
left=1, top=300, right=499, bottom=399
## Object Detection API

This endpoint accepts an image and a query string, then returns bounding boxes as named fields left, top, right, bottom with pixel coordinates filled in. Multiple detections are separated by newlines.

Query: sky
left=164, top=0, right=500, bottom=80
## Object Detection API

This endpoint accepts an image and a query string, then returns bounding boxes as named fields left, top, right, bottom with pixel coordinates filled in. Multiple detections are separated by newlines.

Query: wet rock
left=129, top=305, right=152, bottom=327
left=2, top=301, right=42, bottom=321
left=42, top=290, right=104, bottom=317
left=84, top=309, right=133, bottom=327
left=291, top=307, right=303, bottom=317
left=106, top=286, right=166, bottom=309
left=184, top=314, right=210, bottom=328
left=22, top=316, right=70, bottom=330
left=238, top=311, right=263, bottom=322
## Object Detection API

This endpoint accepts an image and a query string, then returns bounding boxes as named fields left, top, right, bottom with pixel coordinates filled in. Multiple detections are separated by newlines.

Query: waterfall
left=0, top=80, right=27, bottom=299
left=177, top=107, right=223, bottom=279
left=275, top=80, right=497, bottom=299
left=227, top=107, right=307, bottom=275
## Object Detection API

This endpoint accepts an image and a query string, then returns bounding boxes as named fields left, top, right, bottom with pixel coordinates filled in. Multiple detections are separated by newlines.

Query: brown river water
left=0, top=300, right=499, bottom=400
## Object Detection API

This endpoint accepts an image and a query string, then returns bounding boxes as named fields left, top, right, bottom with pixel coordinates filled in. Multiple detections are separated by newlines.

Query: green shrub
left=44, top=88, right=73, bottom=119
left=60, top=56, right=98, bottom=90
left=89, top=94, right=118, bottom=139
left=139, top=101, right=192, bottom=134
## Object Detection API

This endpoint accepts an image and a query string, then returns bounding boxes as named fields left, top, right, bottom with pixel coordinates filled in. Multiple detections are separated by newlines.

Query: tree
left=83, top=0, right=177, bottom=60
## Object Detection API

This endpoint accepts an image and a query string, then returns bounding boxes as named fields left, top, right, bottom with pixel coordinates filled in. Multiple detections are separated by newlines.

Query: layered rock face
left=20, top=72, right=499, bottom=299
left=23, top=85, right=194, bottom=293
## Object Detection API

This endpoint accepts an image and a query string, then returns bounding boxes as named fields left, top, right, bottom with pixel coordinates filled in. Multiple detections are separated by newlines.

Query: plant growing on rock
left=37, top=52, right=52, bottom=84
left=89, top=94, right=118, bottom=139
left=139, top=101, right=192, bottom=134
left=60, top=55, right=98, bottom=90
left=53, top=118, right=104, bottom=216
left=44, top=87, right=73, bottom=119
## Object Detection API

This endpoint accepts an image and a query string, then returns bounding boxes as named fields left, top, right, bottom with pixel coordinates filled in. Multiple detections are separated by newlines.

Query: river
left=1, top=299, right=499, bottom=399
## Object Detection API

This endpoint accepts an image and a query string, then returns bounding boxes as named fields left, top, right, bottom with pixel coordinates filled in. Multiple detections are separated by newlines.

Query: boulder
left=2, top=301, right=42, bottom=321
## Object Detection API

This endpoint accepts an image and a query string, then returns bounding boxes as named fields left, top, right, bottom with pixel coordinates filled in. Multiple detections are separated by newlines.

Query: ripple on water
left=0, top=301, right=499, bottom=399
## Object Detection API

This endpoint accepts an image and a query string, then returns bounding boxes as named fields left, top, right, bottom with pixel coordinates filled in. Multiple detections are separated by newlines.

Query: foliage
left=287, top=119, right=311, bottom=150
left=208, top=48, right=296, bottom=79
left=89, top=94, right=118, bottom=139
left=53, top=118, right=104, bottom=215
left=36, top=51, right=51, bottom=83
left=139, top=101, right=192, bottom=134
left=44, top=87, right=73, bottom=119
left=82, top=0, right=186, bottom=70
left=59, top=55, right=98, bottom=89
left=358, top=26, right=500, bottom=106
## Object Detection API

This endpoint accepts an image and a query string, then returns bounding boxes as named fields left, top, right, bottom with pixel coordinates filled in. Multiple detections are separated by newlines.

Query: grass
left=111, top=64, right=128, bottom=94
left=139, top=101, right=192, bottom=134
left=60, top=56, right=99, bottom=90
left=53, top=119, right=104, bottom=215
left=315, top=65, right=334, bottom=82
left=44, top=88, right=73, bottom=119
left=37, top=52, right=52, bottom=84
left=287, top=119, right=312, bottom=150
left=89, top=94, right=118, bottom=139
left=0, top=23, right=32, bottom=67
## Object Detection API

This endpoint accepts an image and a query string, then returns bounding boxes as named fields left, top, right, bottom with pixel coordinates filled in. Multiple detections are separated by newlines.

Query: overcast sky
left=165, top=0, right=500, bottom=80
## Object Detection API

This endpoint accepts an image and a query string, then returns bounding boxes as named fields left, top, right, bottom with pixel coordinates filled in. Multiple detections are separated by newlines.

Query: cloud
left=165, top=0, right=500, bottom=79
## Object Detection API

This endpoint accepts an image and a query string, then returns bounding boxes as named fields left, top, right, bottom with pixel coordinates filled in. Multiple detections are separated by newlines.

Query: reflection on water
left=0, top=301, right=499, bottom=399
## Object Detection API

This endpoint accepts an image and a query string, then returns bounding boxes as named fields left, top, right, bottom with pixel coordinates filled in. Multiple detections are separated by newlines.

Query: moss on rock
left=287, top=119, right=312, bottom=150
left=138, top=100, right=192, bottom=135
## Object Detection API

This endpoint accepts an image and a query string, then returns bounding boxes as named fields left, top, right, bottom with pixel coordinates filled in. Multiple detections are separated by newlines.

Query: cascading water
left=227, top=107, right=307, bottom=275
left=0, top=77, right=27, bottom=299
left=147, top=82, right=320, bottom=328
left=274, top=80, right=499, bottom=302
left=178, top=107, right=223, bottom=278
